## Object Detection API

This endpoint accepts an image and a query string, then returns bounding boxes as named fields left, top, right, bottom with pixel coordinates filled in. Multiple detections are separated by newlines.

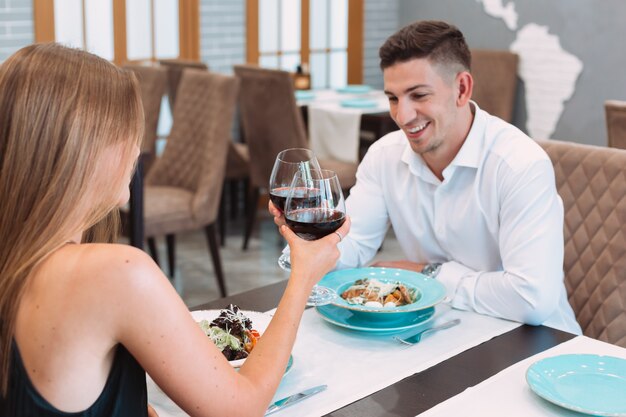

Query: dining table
left=146, top=279, right=626, bottom=417
left=297, top=87, right=396, bottom=164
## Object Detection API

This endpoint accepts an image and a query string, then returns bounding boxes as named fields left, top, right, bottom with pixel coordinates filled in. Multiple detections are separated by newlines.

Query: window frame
left=246, top=0, right=363, bottom=84
left=33, top=0, right=200, bottom=65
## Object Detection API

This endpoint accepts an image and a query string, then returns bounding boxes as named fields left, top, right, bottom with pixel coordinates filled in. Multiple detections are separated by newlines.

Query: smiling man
left=335, top=20, right=581, bottom=334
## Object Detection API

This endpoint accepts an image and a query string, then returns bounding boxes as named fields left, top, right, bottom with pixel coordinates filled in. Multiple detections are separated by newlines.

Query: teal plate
left=336, top=84, right=372, bottom=94
left=340, top=98, right=378, bottom=108
left=295, top=90, right=315, bottom=100
left=526, top=354, right=626, bottom=416
left=316, top=304, right=435, bottom=334
left=319, top=267, right=446, bottom=315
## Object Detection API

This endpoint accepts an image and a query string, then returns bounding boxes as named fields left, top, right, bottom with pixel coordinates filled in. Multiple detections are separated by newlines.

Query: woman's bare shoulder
left=53, top=243, right=170, bottom=305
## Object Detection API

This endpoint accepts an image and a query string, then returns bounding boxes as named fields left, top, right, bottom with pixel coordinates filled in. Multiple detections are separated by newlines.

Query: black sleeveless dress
left=0, top=341, right=148, bottom=417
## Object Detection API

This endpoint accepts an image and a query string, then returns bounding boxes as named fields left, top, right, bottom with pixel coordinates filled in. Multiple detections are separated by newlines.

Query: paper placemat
left=418, top=335, right=626, bottom=417
left=148, top=307, right=520, bottom=416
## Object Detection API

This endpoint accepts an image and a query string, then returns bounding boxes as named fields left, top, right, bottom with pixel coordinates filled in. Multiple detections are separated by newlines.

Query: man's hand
left=269, top=200, right=287, bottom=228
left=371, top=260, right=427, bottom=273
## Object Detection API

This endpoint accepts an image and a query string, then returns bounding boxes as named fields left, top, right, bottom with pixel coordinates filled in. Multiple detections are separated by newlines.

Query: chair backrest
left=604, top=99, right=626, bottom=150
left=123, top=64, right=167, bottom=155
left=158, top=59, right=209, bottom=108
left=537, top=139, right=626, bottom=347
left=146, top=70, right=239, bottom=224
left=470, top=49, right=519, bottom=122
left=234, top=65, right=309, bottom=188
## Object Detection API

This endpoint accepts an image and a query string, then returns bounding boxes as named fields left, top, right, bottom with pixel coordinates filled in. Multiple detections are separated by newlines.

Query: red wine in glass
left=268, top=148, right=321, bottom=269
left=269, top=186, right=321, bottom=213
left=286, top=208, right=346, bottom=241
left=285, top=169, right=346, bottom=306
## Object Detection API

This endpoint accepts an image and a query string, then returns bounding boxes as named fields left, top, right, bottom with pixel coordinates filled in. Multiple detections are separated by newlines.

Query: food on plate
left=340, top=278, right=417, bottom=308
left=197, top=304, right=260, bottom=361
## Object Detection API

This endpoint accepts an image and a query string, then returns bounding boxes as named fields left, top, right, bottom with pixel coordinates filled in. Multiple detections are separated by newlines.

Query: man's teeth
left=408, top=123, right=428, bottom=134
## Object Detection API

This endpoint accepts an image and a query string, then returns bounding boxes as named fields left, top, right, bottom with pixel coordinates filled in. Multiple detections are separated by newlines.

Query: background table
left=298, top=89, right=396, bottom=163
left=194, top=280, right=575, bottom=417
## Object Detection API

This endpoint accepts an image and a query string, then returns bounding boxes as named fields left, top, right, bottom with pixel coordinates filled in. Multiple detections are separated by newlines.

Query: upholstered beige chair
left=159, top=59, right=250, bottom=246
left=123, top=64, right=167, bottom=173
left=471, top=49, right=519, bottom=123
left=233, top=65, right=358, bottom=250
left=158, top=59, right=209, bottom=108
left=538, top=139, right=626, bottom=347
left=604, top=100, right=626, bottom=150
left=143, top=70, right=239, bottom=297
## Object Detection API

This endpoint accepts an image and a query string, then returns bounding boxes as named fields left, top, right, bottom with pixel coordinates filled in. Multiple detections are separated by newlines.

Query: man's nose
left=395, top=98, right=415, bottom=126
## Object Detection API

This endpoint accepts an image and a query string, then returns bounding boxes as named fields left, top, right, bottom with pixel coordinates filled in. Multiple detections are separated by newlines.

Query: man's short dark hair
left=379, top=20, right=471, bottom=73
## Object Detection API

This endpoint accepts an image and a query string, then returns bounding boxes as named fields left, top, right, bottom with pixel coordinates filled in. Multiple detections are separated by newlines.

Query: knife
left=265, top=384, right=327, bottom=415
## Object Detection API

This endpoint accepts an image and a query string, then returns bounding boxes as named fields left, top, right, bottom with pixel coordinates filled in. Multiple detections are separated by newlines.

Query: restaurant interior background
left=1, top=0, right=625, bottom=148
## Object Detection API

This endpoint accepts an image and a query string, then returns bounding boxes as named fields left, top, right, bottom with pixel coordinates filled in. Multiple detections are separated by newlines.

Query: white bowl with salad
left=191, top=305, right=272, bottom=368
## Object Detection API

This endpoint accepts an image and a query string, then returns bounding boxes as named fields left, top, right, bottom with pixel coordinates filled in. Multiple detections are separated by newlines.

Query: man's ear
left=456, top=71, right=473, bottom=106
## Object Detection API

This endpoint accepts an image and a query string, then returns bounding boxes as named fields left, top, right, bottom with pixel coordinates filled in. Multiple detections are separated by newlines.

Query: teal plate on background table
left=316, top=304, right=435, bottom=334
left=526, top=354, right=626, bottom=416
left=318, top=267, right=446, bottom=316
left=340, top=98, right=378, bottom=109
left=336, top=84, right=372, bottom=94
left=295, top=90, right=315, bottom=100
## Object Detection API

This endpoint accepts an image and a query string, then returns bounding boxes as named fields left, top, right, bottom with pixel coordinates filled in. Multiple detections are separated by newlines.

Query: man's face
left=383, top=58, right=461, bottom=156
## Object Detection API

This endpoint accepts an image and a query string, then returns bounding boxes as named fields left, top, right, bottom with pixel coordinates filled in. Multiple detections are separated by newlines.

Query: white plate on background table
left=526, top=353, right=626, bottom=416
left=336, top=84, right=372, bottom=94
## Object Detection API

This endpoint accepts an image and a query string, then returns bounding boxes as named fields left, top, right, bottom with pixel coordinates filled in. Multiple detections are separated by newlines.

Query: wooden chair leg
left=242, top=186, right=260, bottom=250
left=205, top=223, right=227, bottom=297
left=243, top=178, right=250, bottom=214
left=219, top=185, right=227, bottom=247
left=147, top=237, right=160, bottom=266
left=165, top=234, right=175, bottom=279
left=230, top=179, right=239, bottom=219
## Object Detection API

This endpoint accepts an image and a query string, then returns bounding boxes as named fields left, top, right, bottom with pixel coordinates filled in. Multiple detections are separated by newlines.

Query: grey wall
left=199, top=0, right=246, bottom=74
left=397, top=0, right=626, bottom=146
left=363, top=0, right=399, bottom=88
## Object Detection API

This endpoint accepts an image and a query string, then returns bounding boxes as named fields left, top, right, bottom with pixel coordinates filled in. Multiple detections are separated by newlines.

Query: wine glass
left=284, top=169, right=346, bottom=306
left=269, top=148, right=321, bottom=270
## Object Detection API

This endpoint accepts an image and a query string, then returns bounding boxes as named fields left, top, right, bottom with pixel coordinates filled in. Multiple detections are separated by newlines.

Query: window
left=247, top=0, right=363, bottom=88
left=33, top=0, right=199, bottom=64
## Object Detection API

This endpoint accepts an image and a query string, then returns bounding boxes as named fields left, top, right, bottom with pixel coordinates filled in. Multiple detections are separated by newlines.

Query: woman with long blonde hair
left=0, top=43, right=349, bottom=416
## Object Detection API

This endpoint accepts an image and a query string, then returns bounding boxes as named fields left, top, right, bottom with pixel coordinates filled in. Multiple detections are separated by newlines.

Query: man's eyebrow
left=384, top=84, right=429, bottom=96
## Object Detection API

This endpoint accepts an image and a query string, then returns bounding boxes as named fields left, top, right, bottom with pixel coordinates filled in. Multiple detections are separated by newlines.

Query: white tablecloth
left=301, top=89, right=390, bottom=164
left=148, top=306, right=521, bottom=417
left=419, top=335, right=626, bottom=417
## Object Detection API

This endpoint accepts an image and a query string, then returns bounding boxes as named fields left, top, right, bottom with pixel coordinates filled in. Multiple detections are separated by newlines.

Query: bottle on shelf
left=293, top=63, right=311, bottom=90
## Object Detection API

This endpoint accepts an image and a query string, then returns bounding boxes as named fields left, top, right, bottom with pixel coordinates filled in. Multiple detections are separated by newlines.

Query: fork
left=393, top=319, right=461, bottom=345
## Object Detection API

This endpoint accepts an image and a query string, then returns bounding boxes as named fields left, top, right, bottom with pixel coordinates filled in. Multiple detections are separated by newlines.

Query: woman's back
left=1, top=341, right=146, bottom=416
left=2, top=244, right=148, bottom=416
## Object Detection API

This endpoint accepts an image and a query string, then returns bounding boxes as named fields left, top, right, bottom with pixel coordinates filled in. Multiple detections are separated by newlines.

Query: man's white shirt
left=337, top=103, right=581, bottom=334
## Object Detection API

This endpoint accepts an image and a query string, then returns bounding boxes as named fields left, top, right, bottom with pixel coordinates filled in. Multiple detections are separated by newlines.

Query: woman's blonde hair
left=0, top=43, right=144, bottom=393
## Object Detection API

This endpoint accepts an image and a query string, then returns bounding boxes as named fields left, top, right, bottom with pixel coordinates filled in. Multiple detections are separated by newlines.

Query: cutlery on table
left=393, top=319, right=461, bottom=346
left=265, top=384, right=327, bottom=415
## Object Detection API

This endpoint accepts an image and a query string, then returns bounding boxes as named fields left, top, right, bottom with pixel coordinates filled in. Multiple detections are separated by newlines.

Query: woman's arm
left=103, top=219, right=349, bottom=417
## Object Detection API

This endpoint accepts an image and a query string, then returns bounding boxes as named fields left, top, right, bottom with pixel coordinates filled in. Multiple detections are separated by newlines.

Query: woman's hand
left=269, top=200, right=287, bottom=228
left=280, top=216, right=351, bottom=288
